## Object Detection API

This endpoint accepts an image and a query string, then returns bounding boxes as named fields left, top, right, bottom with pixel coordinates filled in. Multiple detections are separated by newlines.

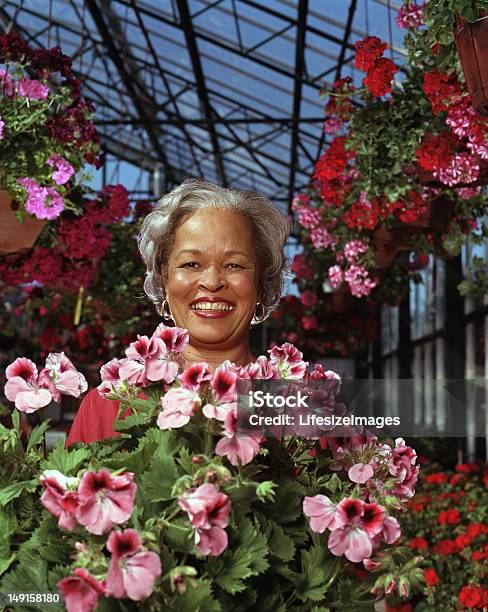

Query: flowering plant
left=400, top=462, right=488, bottom=610
left=293, top=13, right=488, bottom=302
left=269, top=293, right=378, bottom=357
left=0, top=32, right=102, bottom=222
left=0, top=324, right=423, bottom=610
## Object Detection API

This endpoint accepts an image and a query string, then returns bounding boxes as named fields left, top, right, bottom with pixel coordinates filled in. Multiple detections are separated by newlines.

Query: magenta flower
left=291, top=194, right=311, bottom=211
left=210, top=365, right=237, bottom=402
left=0, top=69, right=14, bottom=96
left=396, top=2, right=424, bottom=29
left=388, top=438, right=419, bottom=501
left=75, top=470, right=137, bottom=535
left=58, top=568, right=106, bottom=612
left=348, top=463, right=374, bottom=484
left=157, top=387, right=201, bottom=429
left=119, top=335, right=158, bottom=385
left=237, top=355, right=279, bottom=379
left=106, top=529, right=161, bottom=601
left=344, top=264, right=378, bottom=297
left=46, top=154, right=75, bottom=185
left=4, top=357, right=52, bottom=413
left=303, top=494, right=338, bottom=533
left=151, top=323, right=189, bottom=353
left=0, top=116, right=4, bottom=139
left=178, top=362, right=212, bottom=391
left=215, top=408, right=262, bottom=466
left=17, top=77, right=50, bottom=100
left=178, top=483, right=231, bottom=556
left=39, top=470, right=80, bottom=531
left=269, top=343, right=308, bottom=379
left=17, top=178, right=64, bottom=220
left=310, top=226, right=337, bottom=249
left=297, top=207, right=321, bottom=230
left=375, top=515, right=401, bottom=546
left=328, top=264, right=343, bottom=289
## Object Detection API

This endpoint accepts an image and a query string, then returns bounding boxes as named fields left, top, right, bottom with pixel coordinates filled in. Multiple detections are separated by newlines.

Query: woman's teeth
left=191, top=302, right=234, bottom=311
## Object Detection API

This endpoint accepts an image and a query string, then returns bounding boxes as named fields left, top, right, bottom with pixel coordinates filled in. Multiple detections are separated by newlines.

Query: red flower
left=455, top=463, right=479, bottom=473
left=408, top=537, right=429, bottom=550
left=459, top=585, right=488, bottom=609
left=363, top=58, right=398, bottom=97
left=471, top=550, right=488, bottom=562
left=314, top=136, right=354, bottom=182
left=434, top=539, right=457, bottom=556
left=455, top=533, right=472, bottom=550
left=423, top=70, right=462, bottom=114
left=438, top=509, right=461, bottom=526
left=424, top=568, right=440, bottom=587
left=423, top=472, right=448, bottom=484
left=466, top=523, right=488, bottom=539
left=354, top=36, right=388, bottom=72
left=416, top=133, right=457, bottom=172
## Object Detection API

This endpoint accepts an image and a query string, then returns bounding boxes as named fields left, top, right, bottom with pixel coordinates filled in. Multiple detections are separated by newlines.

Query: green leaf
left=41, top=440, right=90, bottom=475
left=168, top=578, right=222, bottom=612
left=113, top=411, right=150, bottom=432
left=19, top=515, right=71, bottom=565
left=295, top=545, right=337, bottom=602
left=254, top=592, right=287, bottom=612
left=26, top=419, right=51, bottom=453
left=139, top=430, right=181, bottom=502
left=258, top=517, right=296, bottom=562
left=0, top=554, right=15, bottom=577
left=11, top=410, right=20, bottom=433
left=0, top=480, right=38, bottom=506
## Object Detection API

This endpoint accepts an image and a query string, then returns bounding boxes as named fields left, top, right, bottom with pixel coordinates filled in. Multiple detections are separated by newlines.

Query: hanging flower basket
left=0, top=190, right=45, bottom=255
left=324, top=286, right=355, bottom=315
left=454, top=11, right=488, bottom=116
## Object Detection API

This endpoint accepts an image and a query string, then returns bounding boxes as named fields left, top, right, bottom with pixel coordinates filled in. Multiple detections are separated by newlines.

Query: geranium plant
left=0, top=32, right=102, bottom=221
left=292, top=6, right=488, bottom=303
left=0, top=323, right=424, bottom=610
left=400, top=462, right=488, bottom=610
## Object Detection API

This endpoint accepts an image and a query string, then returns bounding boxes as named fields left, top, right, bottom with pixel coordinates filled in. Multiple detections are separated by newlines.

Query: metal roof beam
left=288, top=0, right=308, bottom=212
left=85, top=0, right=175, bottom=187
left=175, top=0, right=227, bottom=185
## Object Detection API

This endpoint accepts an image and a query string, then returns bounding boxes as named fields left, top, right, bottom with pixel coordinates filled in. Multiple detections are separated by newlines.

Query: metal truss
left=1, top=0, right=402, bottom=207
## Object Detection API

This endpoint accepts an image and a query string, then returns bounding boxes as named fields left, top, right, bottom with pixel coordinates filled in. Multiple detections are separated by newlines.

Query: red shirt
left=66, top=388, right=126, bottom=446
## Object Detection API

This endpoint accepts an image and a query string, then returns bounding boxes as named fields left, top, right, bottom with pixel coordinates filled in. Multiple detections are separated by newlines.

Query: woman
left=67, top=178, right=291, bottom=445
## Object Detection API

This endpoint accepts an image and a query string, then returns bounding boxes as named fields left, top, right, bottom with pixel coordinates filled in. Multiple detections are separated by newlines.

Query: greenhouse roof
left=1, top=0, right=406, bottom=211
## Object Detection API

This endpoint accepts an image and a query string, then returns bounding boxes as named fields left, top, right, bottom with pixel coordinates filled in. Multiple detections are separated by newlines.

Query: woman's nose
left=198, top=265, right=226, bottom=291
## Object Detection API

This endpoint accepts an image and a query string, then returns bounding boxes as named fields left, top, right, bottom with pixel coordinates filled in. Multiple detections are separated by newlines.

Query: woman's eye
left=182, top=262, right=200, bottom=268
left=225, top=263, right=243, bottom=269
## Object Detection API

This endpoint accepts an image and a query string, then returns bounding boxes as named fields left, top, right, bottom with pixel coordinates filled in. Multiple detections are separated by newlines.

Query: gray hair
left=138, top=178, right=291, bottom=322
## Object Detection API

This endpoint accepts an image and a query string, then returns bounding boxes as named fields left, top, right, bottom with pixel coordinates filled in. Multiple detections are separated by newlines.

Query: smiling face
left=165, top=208, right=259, bottom=351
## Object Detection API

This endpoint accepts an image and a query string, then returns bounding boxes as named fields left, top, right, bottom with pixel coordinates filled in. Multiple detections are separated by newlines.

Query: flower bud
left=363, top=558, right=381, bottom=571
left=398, top=576, right=410, bottom=599
left=384, top=574, right=396, bottom=595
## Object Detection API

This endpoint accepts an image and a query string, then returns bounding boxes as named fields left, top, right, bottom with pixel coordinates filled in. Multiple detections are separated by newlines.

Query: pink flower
left=310, top=226, right=336, bottom=249
left=47, top=154, right=75, bottom=185
left=0, top=117, right=4, bottom=139
left=58, top=568, right=105, bottom=612
left=396, top=3, right=424, bottom=29
left=348, top=463, right=374, bottom=484
left=119, top=335, right=158, bottom=385
left=301, top=315, right=317, bottom=331
left=178, top=483, right=231, bottom=556
left=4, top=357, right=52, bottom=413
left=269, top=343, right=308, bottom=379
left=41, top=352, right=87, bottom=401
left=215, top=408, right=262, bottom=466
left=106, top=529, right=161, bottom=601
left=237, top=355, right=279, bottom=379
left=379, top=516, right=401, bottom=544
left=328, top=265, right=343, bottom=289
left=388, top=438, right=419, bottom=501
left=344, top=264, right=378, bottom=297
left=210, top=365, right=237, bottom=402
left=40, top=470, right=79, bottom=530
left=303, top=494, right=337, bottom=533
left=17, top=77, right=50, bottom=100
left=328, top=498, right=385, bottom=563
left=324, top=116, right=343, bottom=135
left=98, top=358, right=124, bottom=397
left=157, top=387, right=201, bottom=429
left=300, top=290, right=318, bottom=307
left=151, top=323, right=189, bottom=353
left=17, top=178, right=64, bottom=220
left=75, top=470, right=137, bottom=535
left=178, top=362, right=212, bottom=391
left=291, top=194, right=311, bottom=210
left=297, top=207, right=321, bottom=229
left=435, top=152, right=480, bottom=186
left=344, top=239, right=369, bottom=263
left=0, top=69, right=14, bottom=96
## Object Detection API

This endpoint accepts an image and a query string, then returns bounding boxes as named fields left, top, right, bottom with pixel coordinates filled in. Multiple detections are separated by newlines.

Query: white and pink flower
left=75, top=470, right=136, bottom=535
left=215, top=408, right=262, bottom=466
left=58, top=568, right=106, bottom=612
left=268, top=343, right=308, bottom=379
left=106, top=529, right=161, bottom=601
left=40, top=470, right=80, bottom=531
left=303, top=494, right=337, bottom=533
left=157, top=387, right=201, bottom=429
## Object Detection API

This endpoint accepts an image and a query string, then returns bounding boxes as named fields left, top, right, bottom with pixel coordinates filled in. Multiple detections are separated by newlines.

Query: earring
left=160, top=298, right=174, bottom=321
left=252, top=302, right=266, bottom=324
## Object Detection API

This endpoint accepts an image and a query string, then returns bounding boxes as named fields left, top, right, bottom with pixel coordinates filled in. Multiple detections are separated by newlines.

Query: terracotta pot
left=0, top=190, right=45, bottom=255
left=454, top=11, right=488, bottom=116
left=416, top=160, right=488, bottom=187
